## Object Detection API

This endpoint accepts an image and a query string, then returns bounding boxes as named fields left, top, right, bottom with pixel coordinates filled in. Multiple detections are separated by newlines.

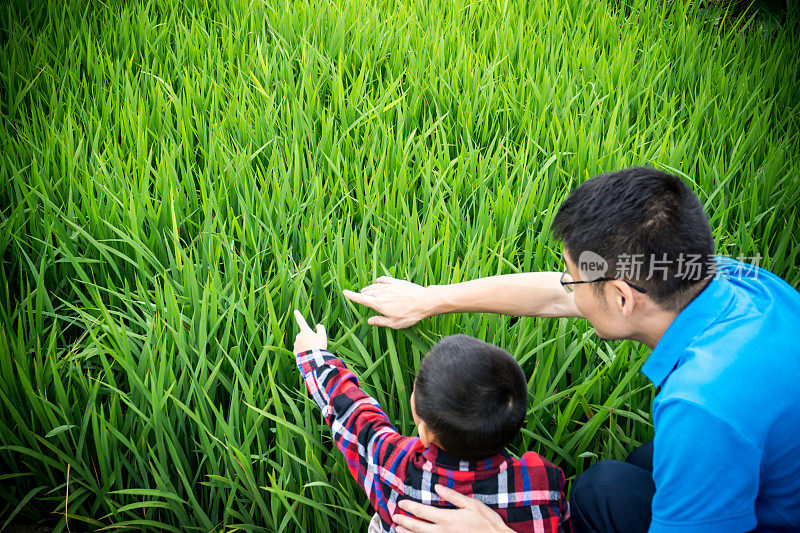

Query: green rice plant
left=0, top=0, right=798, bottom=530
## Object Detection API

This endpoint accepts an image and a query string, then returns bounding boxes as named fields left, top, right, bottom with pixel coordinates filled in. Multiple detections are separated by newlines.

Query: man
left=343, top=167, right=800, bottom=532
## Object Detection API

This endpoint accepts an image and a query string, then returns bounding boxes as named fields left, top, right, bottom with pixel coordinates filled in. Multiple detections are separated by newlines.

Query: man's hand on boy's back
left=293, top=310, right=327, bottom=353
left=393, top=485, right=513, bottom=533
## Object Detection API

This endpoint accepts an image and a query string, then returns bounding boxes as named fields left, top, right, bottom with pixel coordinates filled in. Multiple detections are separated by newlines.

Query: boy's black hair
left=551, top=167, right=715, bottom=311
left=413, top=334, right=527, bottom=460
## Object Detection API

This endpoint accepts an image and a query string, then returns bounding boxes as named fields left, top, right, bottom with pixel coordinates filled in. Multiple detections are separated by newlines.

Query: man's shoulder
left=665, top=256, right=800, bottom=396
left=713, top=255, right=800, bottom=311
left=656, top=339, right=800, bottom=444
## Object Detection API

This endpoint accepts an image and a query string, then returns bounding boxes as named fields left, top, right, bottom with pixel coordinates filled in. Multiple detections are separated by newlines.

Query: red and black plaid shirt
left=296, top=348, right=571, bottom=533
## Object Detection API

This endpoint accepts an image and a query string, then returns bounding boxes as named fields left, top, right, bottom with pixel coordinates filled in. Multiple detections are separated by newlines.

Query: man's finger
left=434, top=484, right=481, bottom=509
left=396, top=498, right=451, bottom=523
left=392, top=511, right=438, bottom=533
left=315, top=324, right=325, bottom=337
left=376, top=276, right=395, bottom=284
left=293, top=310, right=311, bottom=332
left=367, top=315, right=393, bottom=328
left=342, top=290, right=377, bottom=307
left=360, top=284, right=381, bottom=294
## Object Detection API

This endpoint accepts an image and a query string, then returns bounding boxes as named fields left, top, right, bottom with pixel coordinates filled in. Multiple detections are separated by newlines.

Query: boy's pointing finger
left=293, top=309, right=311, bottom=331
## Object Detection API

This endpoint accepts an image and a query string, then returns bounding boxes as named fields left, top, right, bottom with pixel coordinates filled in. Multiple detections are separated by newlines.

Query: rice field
left=1, top=0, right=798, bottom=530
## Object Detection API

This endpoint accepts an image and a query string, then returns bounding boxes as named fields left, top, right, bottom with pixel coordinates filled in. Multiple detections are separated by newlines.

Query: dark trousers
left=569, top=441, right=655, bottom=533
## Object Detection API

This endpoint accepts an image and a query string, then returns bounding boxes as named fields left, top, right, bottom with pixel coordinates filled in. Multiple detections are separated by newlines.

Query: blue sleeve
left=649, top=399, right=761, bottom=533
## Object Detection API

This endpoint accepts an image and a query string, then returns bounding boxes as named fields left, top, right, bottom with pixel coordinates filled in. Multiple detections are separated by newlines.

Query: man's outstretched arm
left=343, top=272, right=584, bottom=329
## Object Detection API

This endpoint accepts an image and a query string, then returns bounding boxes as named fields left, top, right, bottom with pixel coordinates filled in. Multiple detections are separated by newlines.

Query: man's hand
left=293, top=310, right=327, bottom=353
left=342, top=277, right=431, bottom=329
left=393, top=484, right=513, bottom=533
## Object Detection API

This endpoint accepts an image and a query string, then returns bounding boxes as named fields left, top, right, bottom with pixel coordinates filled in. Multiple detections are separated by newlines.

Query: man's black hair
left=413, top=334, right=527, bottom=460
left=551, top=166, right=715, bottom=311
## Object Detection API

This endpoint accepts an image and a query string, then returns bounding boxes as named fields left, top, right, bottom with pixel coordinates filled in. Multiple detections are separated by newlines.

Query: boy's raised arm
left=343, top=272, right=584, bottom=329
left=292, top=310, right=417, bottom=523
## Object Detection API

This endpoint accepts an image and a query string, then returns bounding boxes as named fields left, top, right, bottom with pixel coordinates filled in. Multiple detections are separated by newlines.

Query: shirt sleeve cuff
left=295, top=348, right=337, bottom=376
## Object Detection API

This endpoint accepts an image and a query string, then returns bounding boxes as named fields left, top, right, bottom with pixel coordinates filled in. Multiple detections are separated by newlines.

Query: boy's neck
left=423, top=442, right=508, bottom=470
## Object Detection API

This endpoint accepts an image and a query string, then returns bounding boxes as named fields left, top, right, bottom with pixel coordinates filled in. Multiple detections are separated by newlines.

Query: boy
left=292, top=310, right=571, bottom=532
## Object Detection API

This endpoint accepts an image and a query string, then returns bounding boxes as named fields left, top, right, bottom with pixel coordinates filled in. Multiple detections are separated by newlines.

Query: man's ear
left=609, top=280, right=637, bottom=317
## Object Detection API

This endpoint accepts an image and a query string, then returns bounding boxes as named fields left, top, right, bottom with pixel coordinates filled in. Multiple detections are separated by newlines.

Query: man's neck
left=634, top=278, right=713, bottom=349
left=634, top=310, right=679, bottom=349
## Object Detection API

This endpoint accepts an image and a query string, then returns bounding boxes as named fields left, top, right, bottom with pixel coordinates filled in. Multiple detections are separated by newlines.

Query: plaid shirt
left=296, top=348, right=571, bottom=533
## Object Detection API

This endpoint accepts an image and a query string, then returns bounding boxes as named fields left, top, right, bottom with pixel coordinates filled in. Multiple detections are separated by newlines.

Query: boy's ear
left=417, top=420, right=437, bottom=448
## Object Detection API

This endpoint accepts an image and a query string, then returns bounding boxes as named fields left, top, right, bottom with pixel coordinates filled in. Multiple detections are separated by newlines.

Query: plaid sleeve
left=295, top=348, right=416, bottom=521
left=545, top=457, right=571, bottom=531
left=515, top=451, right=572, bottom=532
left=556, top=466, right=572, bottom=532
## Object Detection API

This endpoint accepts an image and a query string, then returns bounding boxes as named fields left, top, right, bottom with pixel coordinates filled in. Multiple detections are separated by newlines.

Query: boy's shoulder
left=514, top=450, right=566, bottom=491
left=404, top=446, right=564, bottom=499
left=516, top=449, right=563, bottom=470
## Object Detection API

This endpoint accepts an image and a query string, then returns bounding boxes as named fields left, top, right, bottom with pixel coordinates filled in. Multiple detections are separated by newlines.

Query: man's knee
left=625, top=441, right=654, bottom=471
left=570, top=460, right=654, bottom=533
left=571, top=460, right=627, bottom=509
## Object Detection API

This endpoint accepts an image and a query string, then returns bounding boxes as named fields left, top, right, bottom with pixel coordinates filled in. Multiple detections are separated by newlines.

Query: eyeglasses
left=560, top=270, right=648, bottom=294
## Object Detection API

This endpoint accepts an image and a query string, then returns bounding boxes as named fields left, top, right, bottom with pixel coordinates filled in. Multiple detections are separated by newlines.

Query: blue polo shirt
left=642, top=256, right=800, bottom=533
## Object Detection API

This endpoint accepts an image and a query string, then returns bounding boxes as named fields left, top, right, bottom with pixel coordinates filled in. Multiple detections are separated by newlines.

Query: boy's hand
left=293, top=310, right=327, bottom=353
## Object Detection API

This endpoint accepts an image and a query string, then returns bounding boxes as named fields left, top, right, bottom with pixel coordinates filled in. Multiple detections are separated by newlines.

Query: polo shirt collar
left=642, top=263, right=735, bottom=388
